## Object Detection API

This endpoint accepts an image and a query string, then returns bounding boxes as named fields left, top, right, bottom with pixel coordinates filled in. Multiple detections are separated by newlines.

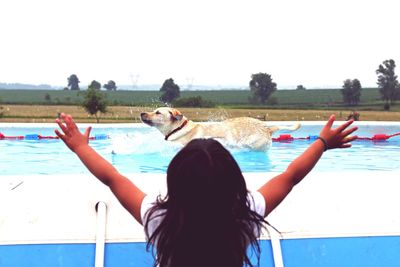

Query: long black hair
left=144, top=138, right=266, bottom=267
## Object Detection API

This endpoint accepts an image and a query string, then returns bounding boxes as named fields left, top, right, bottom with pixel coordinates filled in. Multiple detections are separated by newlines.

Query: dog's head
left=140, top=107, right=184, bottom=134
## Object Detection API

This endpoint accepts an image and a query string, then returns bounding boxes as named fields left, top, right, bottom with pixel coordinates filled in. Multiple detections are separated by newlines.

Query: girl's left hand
left=55, top=113, right=92, bottom=152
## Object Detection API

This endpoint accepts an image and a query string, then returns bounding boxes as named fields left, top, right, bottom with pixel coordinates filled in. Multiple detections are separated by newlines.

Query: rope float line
left=273, top=133, right=400, bottom=141
left=0, top=133, right=109, bottom=140
left=0, top=132, right=399, bottom=141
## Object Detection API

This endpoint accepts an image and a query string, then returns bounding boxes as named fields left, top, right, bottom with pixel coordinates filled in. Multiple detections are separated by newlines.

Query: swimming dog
left=140, top=107, right=301, bottom=151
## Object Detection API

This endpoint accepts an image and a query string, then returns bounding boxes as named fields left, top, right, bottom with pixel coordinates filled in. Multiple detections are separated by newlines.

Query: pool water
left=0, top=122, right=399, bottom=175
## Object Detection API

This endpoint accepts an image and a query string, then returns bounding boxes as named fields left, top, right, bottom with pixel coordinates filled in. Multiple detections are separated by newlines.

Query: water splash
left=110, top=131, right=182, bottom=155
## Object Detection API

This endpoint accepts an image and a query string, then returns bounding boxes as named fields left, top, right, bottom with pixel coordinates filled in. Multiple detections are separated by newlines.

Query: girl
left=55, top=113, right=357, bottom=267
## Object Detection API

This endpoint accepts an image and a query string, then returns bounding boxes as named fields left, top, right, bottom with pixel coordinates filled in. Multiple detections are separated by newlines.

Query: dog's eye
left=155, top=111, right=161, bottom=115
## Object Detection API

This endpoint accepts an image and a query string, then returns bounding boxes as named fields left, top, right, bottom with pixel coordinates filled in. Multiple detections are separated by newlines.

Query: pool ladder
left=266, top=224, right=285, bottom=267
left=93, top=201, right=285, bottom=267
left=95, top=201, right=107, bottom=267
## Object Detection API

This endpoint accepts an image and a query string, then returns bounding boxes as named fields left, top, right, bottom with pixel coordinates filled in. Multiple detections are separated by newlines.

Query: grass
left=0, top=88, right=390, bottom=109
left=0, top=105, right=399, bottom=123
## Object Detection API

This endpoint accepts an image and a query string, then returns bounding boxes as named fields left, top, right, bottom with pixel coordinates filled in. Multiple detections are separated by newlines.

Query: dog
left=140, top=107, right=301, bottom=151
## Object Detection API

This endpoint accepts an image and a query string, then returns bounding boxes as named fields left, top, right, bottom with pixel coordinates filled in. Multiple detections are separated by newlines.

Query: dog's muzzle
left=140, top=113, right=153, bottom=125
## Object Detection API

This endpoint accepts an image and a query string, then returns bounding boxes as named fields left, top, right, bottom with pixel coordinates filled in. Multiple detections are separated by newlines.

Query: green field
left=0, top=88, right=392, bottom=110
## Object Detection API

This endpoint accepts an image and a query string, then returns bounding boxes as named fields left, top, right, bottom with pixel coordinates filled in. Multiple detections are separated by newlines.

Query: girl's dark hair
left=144, top=138, right=265, bottom=267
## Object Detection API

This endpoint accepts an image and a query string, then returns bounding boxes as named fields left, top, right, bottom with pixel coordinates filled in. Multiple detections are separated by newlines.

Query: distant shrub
left=0, top=97, right=4, bottom=118
left=248, top=95, right=278, bottom=106
left=384, top=103, right=390, bottom=110
left=172, top=96, right=215, bottom=108
left=44, top=93, right=51, bottom=102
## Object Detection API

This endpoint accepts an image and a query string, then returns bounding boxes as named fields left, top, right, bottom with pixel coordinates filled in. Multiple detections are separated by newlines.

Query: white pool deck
left=1, top=170, right=400, bottom=246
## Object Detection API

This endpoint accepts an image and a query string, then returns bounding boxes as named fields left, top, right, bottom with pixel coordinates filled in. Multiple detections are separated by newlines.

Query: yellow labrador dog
left=140, top=107, right=301, bottom=151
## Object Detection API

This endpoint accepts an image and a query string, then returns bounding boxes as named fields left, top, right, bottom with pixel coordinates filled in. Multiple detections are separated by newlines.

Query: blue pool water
left=0, top=122, right=399, bottom=175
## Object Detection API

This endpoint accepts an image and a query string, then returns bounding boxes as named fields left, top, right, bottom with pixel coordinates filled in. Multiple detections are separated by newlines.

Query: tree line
left=64, top=58, right=399, bottom=122
left=156, top=59, right=399, bottom=110
left=66, top=75, right=117, bottom=91
left=341, top=59, right=399, bottom=110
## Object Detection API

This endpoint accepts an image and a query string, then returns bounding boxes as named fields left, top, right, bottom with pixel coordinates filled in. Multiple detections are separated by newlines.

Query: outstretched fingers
left=84, top=126, right=92, bottom=142
left=320, top=115, right=359, bottom=150
left=62, top=113, right=79, bottom=131
left=56, top=113, right=80, bottom=136
left=56, top=118, right=69, bottom=136
left=54, top=129, right=63, bottom=139
left=339, top=143, right=352, bottom=149
left=55, top=113, right=91, bottom=152
left=325, top=114, right=336, bottom=130
left=340, top=126, right=358, bottom=138
left=337, top=127, right=358, bottom=149
left=335, top=119, right=354, bottom=133
left=338, top=135, right=358, bottom=149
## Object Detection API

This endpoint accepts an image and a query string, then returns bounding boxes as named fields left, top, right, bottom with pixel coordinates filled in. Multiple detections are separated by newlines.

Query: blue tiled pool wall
left=0, top=241, right=272, bottom=267
left=1, top=236, right=400, bottom=267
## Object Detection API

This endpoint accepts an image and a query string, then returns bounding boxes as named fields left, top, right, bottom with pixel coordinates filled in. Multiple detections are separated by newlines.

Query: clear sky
left=0, top=0, right=399, bottom=89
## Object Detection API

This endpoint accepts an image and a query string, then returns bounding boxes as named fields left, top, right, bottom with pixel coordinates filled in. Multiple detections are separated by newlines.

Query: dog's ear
left=170, top=109, right=183, bottom=121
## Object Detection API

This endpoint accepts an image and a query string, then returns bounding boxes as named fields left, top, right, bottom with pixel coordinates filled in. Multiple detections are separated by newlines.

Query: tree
left=160, top=78, right=180, bottom=103
left=67, top=74, right=80, bottom=90
left=0, top=97, right=4, bottom=118
left=103, top=80, right=117, bottom=91
left=44, top=93, right=51, bottom=102
left=249, top=73, right=277, bottom=104
left=82, top=87, right=108, bottom=123
left=376, top=59, right=400, bottom=109
left=296, top=85, right=306, bottom=90
left=341, top=79, right=362, bottom=106
left=88, top=80, right=101, bottom=90
left=172, top=96, right=215, bottom=108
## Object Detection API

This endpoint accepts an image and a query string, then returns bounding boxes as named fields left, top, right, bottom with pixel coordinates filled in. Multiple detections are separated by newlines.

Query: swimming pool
left=1, top=121, right=400, bottom=267
left=0, top=121, right=399, bottom=175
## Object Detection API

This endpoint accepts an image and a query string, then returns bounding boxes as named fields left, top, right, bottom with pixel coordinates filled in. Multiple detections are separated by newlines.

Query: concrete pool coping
left=1, top=171, right=400, bottom=245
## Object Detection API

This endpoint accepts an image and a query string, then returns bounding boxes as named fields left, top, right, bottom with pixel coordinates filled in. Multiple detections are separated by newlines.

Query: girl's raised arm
left=55, top=113, right=146, bottom=224
left=258, top=115, right=358, bottom=217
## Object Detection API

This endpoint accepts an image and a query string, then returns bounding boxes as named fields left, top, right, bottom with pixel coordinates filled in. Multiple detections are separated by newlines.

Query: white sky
left=0, top=0, right=399, bottom=89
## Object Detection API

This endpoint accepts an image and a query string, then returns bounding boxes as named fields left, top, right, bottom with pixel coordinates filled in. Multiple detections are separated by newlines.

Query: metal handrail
left=95, top=201, right=107, bottom=267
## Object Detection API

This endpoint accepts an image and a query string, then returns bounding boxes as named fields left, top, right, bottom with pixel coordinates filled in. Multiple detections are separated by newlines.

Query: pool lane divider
left=0, top=132, right=399, bottom=141
left=0, top=133, right=109, bottom=140
left=273, top=133, right=400, bottom=141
